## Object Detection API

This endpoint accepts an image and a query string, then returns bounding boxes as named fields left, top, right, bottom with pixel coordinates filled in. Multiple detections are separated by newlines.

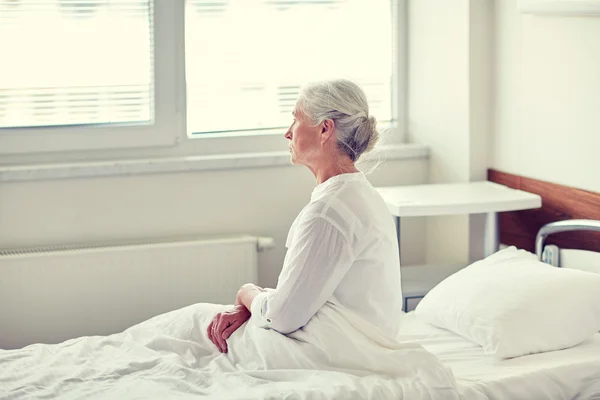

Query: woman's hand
left=207, top=305, right=251, bottom=353
left=236, top=283, right=265, bottom=310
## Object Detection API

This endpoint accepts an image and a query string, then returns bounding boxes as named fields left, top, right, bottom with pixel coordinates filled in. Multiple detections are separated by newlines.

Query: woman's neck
left=311, top=161, right=359, bottom=185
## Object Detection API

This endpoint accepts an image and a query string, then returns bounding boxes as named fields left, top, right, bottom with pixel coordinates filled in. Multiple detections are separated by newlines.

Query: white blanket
left=0, top=303, right=460, bottom=399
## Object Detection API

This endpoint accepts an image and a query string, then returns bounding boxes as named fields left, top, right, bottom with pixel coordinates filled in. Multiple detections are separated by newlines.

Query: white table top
left=376, top=181, right=542, bottom=217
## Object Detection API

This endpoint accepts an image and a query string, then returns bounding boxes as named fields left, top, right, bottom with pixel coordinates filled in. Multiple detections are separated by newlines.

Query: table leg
left=484, top=212, right=499, bottom=257
left=395, top=216, right=402, bottom=265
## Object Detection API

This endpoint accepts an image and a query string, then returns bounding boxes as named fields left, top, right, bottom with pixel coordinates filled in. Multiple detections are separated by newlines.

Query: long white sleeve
left=251, top=216, right=355, bottom=334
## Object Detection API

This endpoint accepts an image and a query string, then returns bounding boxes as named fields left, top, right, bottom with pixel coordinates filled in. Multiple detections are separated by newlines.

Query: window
left=185, top=0, right=394, bottom=135
left=0, top=0, right=153, bottom=129
left=1, top=0, right=402, bottom=159
left=0, top=0, right=178, bottom=155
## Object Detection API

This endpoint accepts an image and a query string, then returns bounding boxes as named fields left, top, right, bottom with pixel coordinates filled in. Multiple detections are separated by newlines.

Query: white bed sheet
left=3, top=303, right=599, bottom=400
left=0, top=303, right=460, bottom=400
left=398, top=312, right=600, bottom=400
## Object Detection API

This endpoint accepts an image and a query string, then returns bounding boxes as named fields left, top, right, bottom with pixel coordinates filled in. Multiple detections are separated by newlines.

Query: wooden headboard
left=488, top=169, right=600, bottom=253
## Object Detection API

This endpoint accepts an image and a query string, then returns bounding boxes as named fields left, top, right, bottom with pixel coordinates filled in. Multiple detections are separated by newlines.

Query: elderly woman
left=0, top=79, right=459, bottom=399
left=208, top=79, right=403, bottom=354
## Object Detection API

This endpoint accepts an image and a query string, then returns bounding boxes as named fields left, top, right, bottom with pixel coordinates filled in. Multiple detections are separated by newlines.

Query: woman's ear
left=320, top=119, right=335, bottom=144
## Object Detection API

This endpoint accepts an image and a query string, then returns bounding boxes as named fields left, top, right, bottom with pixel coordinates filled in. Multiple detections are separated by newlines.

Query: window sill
left=0, top=143, right=429, bottom=183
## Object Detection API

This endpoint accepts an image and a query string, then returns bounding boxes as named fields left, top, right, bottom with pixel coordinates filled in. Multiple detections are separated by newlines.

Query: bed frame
left=488, top=169, right=600, bottom=254
left=535, top=220, right=600, bottom=261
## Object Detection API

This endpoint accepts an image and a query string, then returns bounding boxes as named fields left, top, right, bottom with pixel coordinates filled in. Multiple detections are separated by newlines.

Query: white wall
left=409, top=0, right=470, bottom=267
left=408, top=0, right=494, bottom=265
left=493, top=0, right=600, bottom=193
left=0, top=159, right=428, bottom=288
left=408, top=0, right=471, bottom=184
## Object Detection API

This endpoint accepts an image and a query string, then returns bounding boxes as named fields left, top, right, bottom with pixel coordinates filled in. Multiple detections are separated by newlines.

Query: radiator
left=0, top=235, right=274, bottom=350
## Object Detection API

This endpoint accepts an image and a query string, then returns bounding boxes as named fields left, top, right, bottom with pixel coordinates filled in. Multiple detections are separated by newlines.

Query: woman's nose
left=284, top=129, right=292, bottom=140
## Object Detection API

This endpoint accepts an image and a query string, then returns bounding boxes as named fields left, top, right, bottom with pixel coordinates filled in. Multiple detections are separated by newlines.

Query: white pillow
left=414, top=246, right=600, bottom=359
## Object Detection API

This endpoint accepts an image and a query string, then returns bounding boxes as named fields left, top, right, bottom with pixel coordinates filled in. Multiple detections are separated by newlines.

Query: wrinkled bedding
left=0, top=303, right=460, bottom=399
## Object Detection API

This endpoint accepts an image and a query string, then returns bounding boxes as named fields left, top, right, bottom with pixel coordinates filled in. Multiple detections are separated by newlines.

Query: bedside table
left=400, top=264, right=466, bottom=311
left=375, top=181, right=542, bottom=311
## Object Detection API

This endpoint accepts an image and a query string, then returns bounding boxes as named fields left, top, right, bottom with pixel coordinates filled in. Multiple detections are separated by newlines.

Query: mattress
left=398, top=312, right=600, bottom=400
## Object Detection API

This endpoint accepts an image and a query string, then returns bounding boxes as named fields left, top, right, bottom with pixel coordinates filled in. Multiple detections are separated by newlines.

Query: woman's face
left=284, top=108, right=322, bottom=167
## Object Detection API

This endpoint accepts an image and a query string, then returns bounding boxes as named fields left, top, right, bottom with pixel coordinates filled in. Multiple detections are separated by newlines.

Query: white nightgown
left=251, top=171, right=403, bottom=337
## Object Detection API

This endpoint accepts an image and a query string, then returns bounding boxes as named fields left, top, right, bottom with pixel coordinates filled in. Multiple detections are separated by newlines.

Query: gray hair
left=296, top=79, right=379, bottom=162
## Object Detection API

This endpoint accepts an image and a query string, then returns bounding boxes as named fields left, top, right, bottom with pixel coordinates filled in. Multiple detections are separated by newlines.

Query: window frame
left=0, top=1, right=181, bottom=155
left=0, top=0, right=407, bottom=164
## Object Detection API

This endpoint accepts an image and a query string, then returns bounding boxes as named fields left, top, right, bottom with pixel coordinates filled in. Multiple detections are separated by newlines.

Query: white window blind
left=185, top=0, right=393, bottom=135
left=0, top=0, right=153, bottom=129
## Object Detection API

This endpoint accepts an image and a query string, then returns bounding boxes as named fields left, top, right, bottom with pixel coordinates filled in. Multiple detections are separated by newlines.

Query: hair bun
left=368, top=116, right=377, bottom=132
left=350, top=115, right=379, bottom=161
